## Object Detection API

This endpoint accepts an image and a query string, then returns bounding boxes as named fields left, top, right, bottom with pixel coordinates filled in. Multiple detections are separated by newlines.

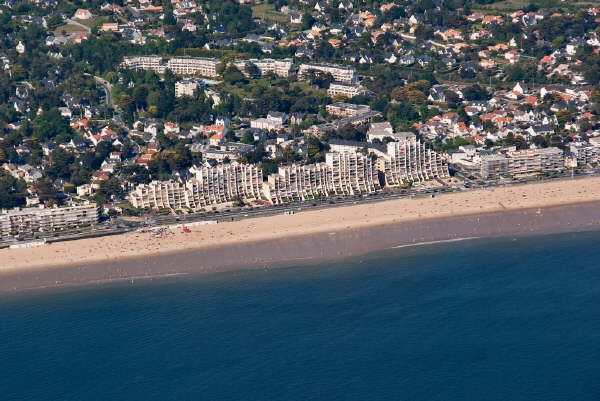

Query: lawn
left=252, top=3, right=289, bottom=24
left=53, top=23, right=88, bottom=35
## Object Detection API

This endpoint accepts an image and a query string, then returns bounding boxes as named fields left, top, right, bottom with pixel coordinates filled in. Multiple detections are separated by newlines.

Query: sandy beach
left=2, top=176, right=600, bottom=292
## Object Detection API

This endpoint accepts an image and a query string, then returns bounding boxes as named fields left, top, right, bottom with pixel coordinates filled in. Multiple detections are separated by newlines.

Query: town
left=1, top=0, right=599, bottom=241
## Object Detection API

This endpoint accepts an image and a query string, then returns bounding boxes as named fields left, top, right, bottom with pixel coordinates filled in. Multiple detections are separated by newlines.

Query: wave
left=386, top=237, right=480, bottom=249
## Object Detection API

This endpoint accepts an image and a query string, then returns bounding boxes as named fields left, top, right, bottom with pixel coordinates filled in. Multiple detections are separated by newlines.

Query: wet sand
left=2, top=177, right=600, bottom=292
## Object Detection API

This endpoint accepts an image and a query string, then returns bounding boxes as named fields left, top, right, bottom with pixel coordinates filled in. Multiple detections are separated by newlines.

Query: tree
left=35, top=178, right=59, bottom=205
left=222, top=66, right=247, bottom=85
left=301, top=12, right=315, bottom=30
left=462, top=84, right=489, bottom=101
left=556, top=109, right=572, bottom=126
left=117, top=93, right=134, bottom=113
left=32, top=108, right=73, bottom=141
left=0, top=171, right=26, bottom=208
left=46, top=148, right=76, bottom=180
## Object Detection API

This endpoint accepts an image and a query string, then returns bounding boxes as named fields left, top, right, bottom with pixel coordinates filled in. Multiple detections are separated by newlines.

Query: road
left=1, top=169, right=596, bottom=248
left=94, top=76, right=113, bottom=108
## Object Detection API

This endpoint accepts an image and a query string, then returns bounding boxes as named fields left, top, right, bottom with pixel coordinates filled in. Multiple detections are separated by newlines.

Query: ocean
left=1, top=231, right=600, bottom=400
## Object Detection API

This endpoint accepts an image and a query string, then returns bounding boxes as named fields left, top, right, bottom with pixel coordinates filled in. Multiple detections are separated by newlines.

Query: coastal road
left=137, top=168, right=598, bottom=228
left=2, top=169, right=596, bottom=247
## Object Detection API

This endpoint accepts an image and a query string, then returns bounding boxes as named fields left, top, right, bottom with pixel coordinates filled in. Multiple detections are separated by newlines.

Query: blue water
left=1, top=232, right=600, bottom=401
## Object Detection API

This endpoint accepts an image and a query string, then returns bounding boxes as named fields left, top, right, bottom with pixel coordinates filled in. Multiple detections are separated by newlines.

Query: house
left=384, top=53, right=398, bottom=64
left=289, top=12, right=302, bottom=24
left=437, top=29, right=464, bottom=41
left=164, top=122, right=180, bottom=135
left=504, top=50, right=520, bottom=64
left=512, top=82, right=527, bottom=96
left=314, top=1, right=327, bottom=12
left=380, top=2, right=397, bottom=13
left=100, top=23, right=119, bottom=32
left=338, top=0, right=352, bottom=10
left=73, top=9, right=93, bottom=19
left=15, top=41, right=25, bottom=54
left=366, top=122, right=393, bottom=142
left=527, top=124, right=555, bottom=137
left=209, top=134, right=225, bottom=146
left=428, top=85, right=447, bottom=102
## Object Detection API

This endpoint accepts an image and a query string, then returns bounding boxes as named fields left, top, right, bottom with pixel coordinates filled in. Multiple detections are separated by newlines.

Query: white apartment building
left=327, top=82, right=366, bottom=98
left=128, top=164, right=263, bottom=210
left=326, top=102, right=371, bottom=118
left=507, top=147, right=564, bottom=176
left=121, top=56, right=219, bottom=77
left=0, top=202, right=99, bottom=238
left=380, top=137, right=449, bottom=186
left=175, top=79, right=201, bottom=97
left=189, top=164, right=263, bottom=206
left=128, top=180, right=188, bottom=210
left=299, top=63, right=357, bottom=83
left=569, top=144, right=599, bottom=166
left=263, top=152, right=380, bottom=204
left=250, top=112, right=287, bottom=131
left=232, top=58, right=293, bottom=77
left=121, top=56, right=166, bottom=74
left=167, top=57, right=220, bottom=77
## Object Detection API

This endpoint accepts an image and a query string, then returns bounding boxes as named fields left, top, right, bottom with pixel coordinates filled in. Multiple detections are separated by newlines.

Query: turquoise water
left=1, top=232, right=600, bottom=400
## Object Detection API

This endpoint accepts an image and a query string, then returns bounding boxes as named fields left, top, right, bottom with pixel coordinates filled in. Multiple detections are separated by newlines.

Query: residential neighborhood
left=1, top=0, right=600, bottom=238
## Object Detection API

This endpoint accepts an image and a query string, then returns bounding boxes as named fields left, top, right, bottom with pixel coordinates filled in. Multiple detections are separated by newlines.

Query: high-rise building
left=380, top=137, right=449, bottom=186
left=263, top=152, right=380, bottom=204
left=507, top=147, right=564, bottom=176
left=0, top=202, right=99, bottom=238
left=128, top=164, right=263, bottom=210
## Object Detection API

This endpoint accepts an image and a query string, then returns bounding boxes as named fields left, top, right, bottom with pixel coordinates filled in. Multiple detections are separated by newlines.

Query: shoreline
left=2, top=201, right=600, bottom=293
left=3, top=177, right=600, bottom=293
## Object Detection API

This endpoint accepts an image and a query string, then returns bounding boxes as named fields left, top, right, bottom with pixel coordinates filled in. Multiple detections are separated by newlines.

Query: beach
left=2, top=176, right=600, bottom=292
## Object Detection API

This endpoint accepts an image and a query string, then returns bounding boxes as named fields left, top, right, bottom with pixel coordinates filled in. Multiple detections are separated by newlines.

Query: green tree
left=35, top=178, right=59, bottom=205
left=32, top=109, right=73, bottom=141
left=0, top=170, right=27, bottom=208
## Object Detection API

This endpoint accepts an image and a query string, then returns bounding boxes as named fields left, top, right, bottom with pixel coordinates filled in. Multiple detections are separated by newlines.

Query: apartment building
left=121, top=56, right=219, bottom=77
left=0, top=202, right=99, bottom=238
left=250, top=112, right=287, bottom=131
left=380, top=137, right=449, bottom=186
left=569, top=144, right=599, bottom=166
left=263, top=152, right=380, bottom=204
left=326, top=102, right=371, bottom=118
left=129, top=164, right=263, bottom=210
left=128, top=180, right=188, bottom=210
left=175, top=79, right=201, bottom=97
left=480, top=154, right=509, bottom=179
left=298, top=62, right=357, bottom=83
left=507, top=147, right=564, bottom=176
left=189, top=164, right=263, bottom=206
left=232, top=58, right=293, bottom=77
left=263, top=163, right=331, bottom=204
left=326, top=152, right=380, bottom=195
left=121, top=56, right=166, bottom=74
left=327, top=82, right=366, bottom=98
left=167, top=57, right=220, bottom=77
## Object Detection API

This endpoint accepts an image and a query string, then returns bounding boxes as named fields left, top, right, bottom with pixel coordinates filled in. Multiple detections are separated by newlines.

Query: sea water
left=1, top=231, right=600, bottom=400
